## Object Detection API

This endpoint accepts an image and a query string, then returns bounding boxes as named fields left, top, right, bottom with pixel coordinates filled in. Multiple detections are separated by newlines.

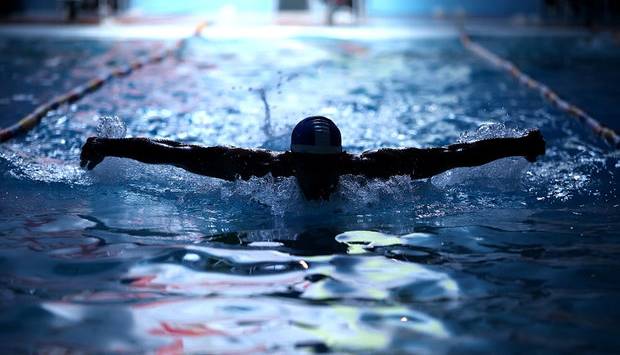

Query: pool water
left=0, top=32, right=619, bottom=353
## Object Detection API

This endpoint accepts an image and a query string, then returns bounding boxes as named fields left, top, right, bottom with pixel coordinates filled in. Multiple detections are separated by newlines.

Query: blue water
left=0, top=33, right=619, bottom=353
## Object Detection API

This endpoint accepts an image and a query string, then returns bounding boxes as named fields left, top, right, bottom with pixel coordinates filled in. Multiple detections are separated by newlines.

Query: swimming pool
left=0, top=28, right=619, bottom=353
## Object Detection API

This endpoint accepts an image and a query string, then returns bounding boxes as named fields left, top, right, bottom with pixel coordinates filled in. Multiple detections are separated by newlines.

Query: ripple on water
left=36, top=296, right=452, bottom=353
left=0, top=36, right=619, bottom=354
left=1, top=37, right=616, bottom=212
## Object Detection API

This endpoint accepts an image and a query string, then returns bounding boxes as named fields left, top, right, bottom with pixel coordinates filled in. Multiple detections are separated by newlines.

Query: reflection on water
left=38, top=296, right=450, bottom=353
left=0, top=35, right=619, bottom=353
left=1, top=206, right=619, bottom=353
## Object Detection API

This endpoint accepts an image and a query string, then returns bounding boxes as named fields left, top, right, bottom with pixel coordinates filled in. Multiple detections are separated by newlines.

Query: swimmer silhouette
left=80, top=116, right=546, bottom=200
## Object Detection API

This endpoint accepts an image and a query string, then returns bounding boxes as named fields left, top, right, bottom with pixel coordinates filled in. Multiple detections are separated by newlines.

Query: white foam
left=96, top=116, right=127, bottom=138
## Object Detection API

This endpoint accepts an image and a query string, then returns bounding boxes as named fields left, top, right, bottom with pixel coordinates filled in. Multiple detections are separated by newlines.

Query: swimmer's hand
left=523, top=129, right=546, bottom=163
left=80, top=137, right=106, bottom=170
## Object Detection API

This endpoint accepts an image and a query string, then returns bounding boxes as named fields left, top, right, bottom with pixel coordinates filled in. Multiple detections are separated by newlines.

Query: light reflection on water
left=0, top=35, right=619, bottom=353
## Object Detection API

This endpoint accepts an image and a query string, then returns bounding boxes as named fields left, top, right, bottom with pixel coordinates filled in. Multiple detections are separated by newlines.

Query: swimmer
left=80, top=116, right=546, bottom=200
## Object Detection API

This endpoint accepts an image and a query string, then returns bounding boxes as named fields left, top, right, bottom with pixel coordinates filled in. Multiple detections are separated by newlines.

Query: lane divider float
left=0, top=21, right=209, bottom=143
left=460, top=31, right=620, bottom=149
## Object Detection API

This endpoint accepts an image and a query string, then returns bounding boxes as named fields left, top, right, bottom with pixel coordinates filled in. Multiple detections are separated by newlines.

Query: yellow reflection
left=335, top=230, right=403, bottom=254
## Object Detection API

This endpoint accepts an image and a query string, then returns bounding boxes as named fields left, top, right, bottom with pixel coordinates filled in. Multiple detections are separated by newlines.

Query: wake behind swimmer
left=80, top=116, right=546, bottom=200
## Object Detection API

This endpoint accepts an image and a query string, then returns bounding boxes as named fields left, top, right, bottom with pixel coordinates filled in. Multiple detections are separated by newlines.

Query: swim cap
left=291, top=116, right=342, bottom=154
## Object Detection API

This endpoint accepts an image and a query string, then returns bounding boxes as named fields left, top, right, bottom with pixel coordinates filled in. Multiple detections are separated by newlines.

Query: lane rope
left=4, top=23, right=616, bottom=149
left=460, top=31, right=620, bottom=149
left=0, top=21, right=209, bottom=143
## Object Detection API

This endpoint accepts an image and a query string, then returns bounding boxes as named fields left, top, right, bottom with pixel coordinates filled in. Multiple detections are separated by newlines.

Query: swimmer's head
left=291, top=116, right=342, bottom=155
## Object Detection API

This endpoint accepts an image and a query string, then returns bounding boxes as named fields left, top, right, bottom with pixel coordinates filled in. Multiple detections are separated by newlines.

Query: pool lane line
left=0, top=21, right=210, bottom=144
left=460, top=31, right=620, bottom=149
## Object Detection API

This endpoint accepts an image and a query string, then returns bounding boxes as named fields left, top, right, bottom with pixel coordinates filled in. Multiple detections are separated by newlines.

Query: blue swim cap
left=291, top=116, right=342, bottom=154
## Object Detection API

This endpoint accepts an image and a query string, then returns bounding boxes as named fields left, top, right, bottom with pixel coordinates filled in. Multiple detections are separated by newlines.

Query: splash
left=457, top=122, right=526, bottom=142
left=0, top=37, right=616, bottom=217
left=96, top=115, right=127, bottom=138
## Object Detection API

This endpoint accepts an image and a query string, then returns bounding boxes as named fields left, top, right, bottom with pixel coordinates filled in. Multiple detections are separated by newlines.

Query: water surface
left=0, top=33, right=619, bottom=353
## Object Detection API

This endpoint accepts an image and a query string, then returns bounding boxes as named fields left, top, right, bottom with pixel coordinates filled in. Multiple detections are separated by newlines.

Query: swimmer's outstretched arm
left=348, top=129, right=546, bottom=179
left=80, top=137, right=295, bottom=180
